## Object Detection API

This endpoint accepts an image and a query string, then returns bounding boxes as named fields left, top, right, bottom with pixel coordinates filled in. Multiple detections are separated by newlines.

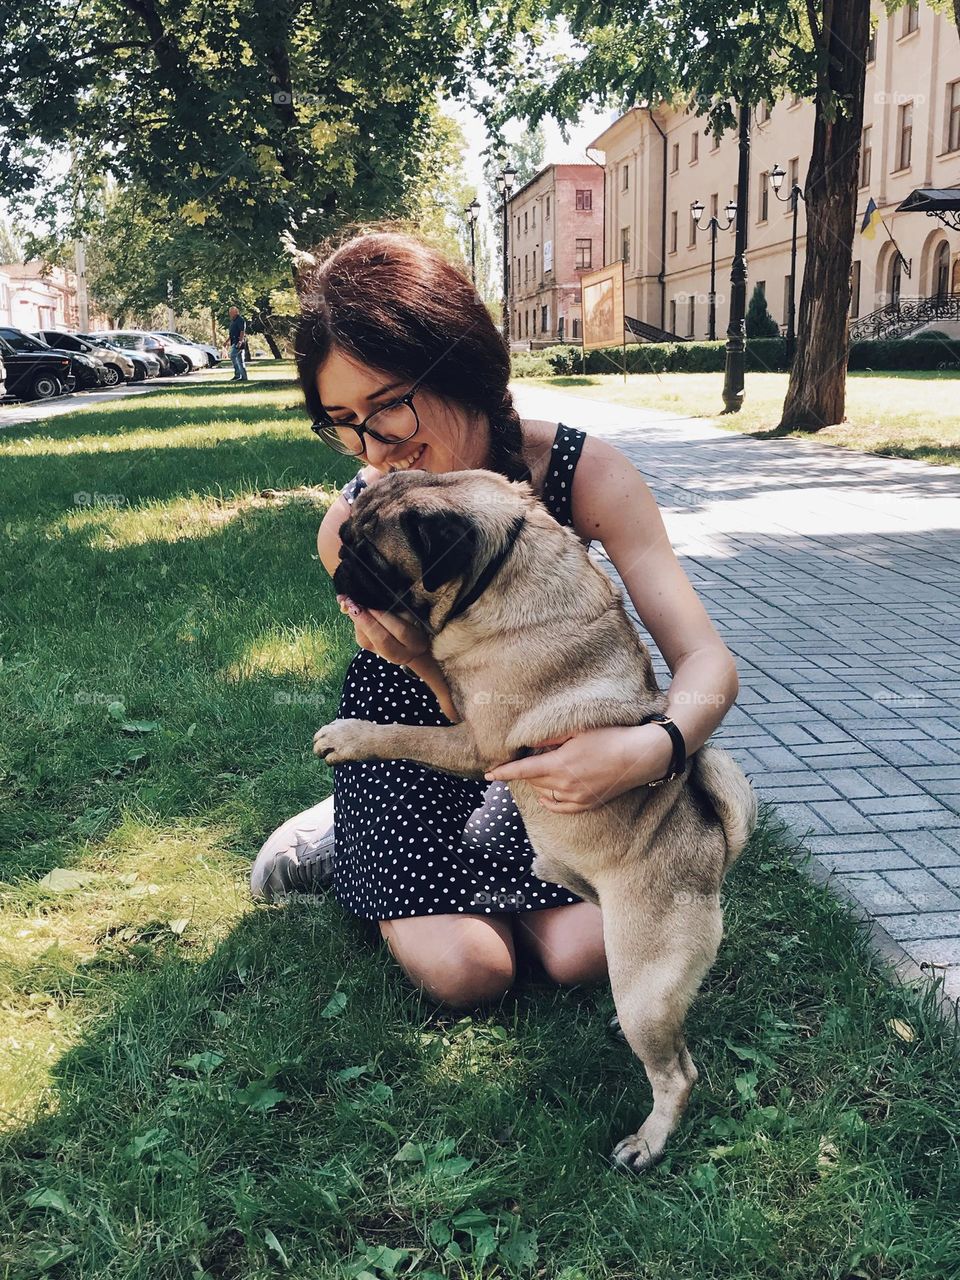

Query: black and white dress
left=332, top=422, right=588, bottom=921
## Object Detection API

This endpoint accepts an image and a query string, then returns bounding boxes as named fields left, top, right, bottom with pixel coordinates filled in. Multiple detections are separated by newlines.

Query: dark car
left=0, top=327, right=103, bottom=391
left=0, top=333, right=74, bottom=400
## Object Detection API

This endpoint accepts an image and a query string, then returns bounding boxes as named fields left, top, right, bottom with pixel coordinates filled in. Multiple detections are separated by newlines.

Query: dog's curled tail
left=692, top=745, right=759, bottom=874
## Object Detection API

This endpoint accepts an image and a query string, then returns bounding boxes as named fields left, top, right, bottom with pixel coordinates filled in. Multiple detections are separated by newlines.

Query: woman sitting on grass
left=251, top=226, right=740, bottom=1011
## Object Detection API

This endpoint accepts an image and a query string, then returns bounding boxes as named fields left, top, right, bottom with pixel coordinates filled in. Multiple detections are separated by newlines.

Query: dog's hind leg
left=600, top=891, right=723, bottom=1173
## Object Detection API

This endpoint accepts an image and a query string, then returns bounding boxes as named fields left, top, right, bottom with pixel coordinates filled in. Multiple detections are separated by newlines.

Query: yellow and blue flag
left=860, top=196, right=881, bottom=239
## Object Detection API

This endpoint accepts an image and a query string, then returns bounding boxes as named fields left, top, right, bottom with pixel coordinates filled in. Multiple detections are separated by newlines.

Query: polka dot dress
left=332, top=423, right=588, bottom=921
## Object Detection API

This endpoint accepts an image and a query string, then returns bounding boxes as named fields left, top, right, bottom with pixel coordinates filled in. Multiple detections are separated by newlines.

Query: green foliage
left=848, top=338, right=960, bottom=370
left=745, top=284, right=781, bottom=339
left=546, top=339, right=790, bottom=375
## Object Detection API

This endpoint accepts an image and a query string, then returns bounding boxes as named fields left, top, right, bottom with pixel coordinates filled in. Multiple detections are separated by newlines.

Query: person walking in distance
left=228, top=305, right=249, bottom=382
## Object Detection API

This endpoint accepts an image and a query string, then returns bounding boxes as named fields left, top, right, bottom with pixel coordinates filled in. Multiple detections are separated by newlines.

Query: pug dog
left=313, top=468, right=758, bottom=1172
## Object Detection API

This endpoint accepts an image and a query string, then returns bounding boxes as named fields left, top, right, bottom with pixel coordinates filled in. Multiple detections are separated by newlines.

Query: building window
left=903, top=2, right=918, bottom=35
left=866, top=27, right=876, bottom=61
left=789, top=91, right=802, bottom=108
left=671, top=142, right=679, bottom=172
left=524, top=211, right=528, bottom=233
left=687, top=295, right=695, bottom=337
left=897, top=101, right=912, bottom=169
left=516, top=215, right=520, bottom=237
left=532, top=249, right=536, bottom=277
left=532, top=205, right=536, bottom=228
left=669, top=299, right=677, bottom=333
left=757, top=100, right=770, bottom=124
left=688, top=207, right=697, bottom=247
left=572, top=318, right=580, bottom=339
left=859, top=125, right=872, bottom=187
left=948, top=81, right=960, bottom=152
left=710, top=192, right=718, bottom=219
left=758, top=171, right=769, bottom=222
left=691, top=132, right=699, bottom=163
left=575, top=238, right=592, bottom=269
left=546, top=194, right=551, bottom=219
left=524, top=253, right=528, bottom=282
left=670, top=210, right=678, bottom=253
left=532, top=307, right=537, bottom=334
left=621, top=226, right=631, bottom=265
left=622, top=162, right=629, bottom=191
left=710, top=130, right=720, bottom=151
left=789, top=156, right=800, bottom=192
left=575, top=188, right=592, bottom=210
left=541, top=304, right=549, bottom=332
left=850, top=260, right=861, bottom=318
left=784, top=273, right=793, bottom=322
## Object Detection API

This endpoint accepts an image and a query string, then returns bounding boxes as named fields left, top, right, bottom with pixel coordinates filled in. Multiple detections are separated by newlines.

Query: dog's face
left=333, top=469, right=530, bottom=624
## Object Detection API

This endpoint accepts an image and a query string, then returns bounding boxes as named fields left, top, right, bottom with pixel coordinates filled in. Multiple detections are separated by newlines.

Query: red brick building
left=507, top=163, right=605, bottom=346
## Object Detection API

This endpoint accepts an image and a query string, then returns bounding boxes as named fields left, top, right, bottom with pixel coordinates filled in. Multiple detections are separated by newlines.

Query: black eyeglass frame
left=309, top=371, right=430, bottom=456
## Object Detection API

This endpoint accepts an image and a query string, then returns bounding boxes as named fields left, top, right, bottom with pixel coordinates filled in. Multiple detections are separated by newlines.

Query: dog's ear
left=402, top=509, right=478, bottom=593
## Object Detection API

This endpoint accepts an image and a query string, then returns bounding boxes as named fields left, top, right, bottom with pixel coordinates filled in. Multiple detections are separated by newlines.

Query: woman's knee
left=379, top=915, right=516, bottom=1009
left=518, top=903, right=608, bottom=987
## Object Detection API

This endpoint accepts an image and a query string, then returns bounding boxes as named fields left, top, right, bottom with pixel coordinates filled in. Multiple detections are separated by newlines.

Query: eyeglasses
left=310, top=372, right=428, bottom=457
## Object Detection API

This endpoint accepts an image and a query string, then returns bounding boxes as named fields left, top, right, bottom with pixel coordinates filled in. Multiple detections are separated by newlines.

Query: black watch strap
left=639, top=712, right=687, bottom=786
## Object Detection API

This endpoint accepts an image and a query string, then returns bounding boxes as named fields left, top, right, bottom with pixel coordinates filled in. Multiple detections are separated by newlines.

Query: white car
left=155, top=331, right=220, bottom=367
left=145, top=332, right=205, bottom=372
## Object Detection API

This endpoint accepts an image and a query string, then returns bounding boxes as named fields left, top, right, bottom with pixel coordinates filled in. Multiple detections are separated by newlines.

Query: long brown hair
left=294, top=226, right=531, bottom=482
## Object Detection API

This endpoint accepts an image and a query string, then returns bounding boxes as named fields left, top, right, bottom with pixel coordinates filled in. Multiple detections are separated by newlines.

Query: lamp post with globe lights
left=495, top=163, right=518, bottom=346
left=464, top=198, right=481, bottom=284
left=769, top=163, right=807, bottom=365
left=690, top=198, right=737, bottom=341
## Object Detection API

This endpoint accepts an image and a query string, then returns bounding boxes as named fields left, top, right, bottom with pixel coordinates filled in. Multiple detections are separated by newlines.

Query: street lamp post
left=721, top=98, right=751, bottom=414
left=495, top=163, right=518, bottom=347
left=690, top=198, right=737, bottom=341
left=769, top=163, right=806, bottom=366
left=464, top=198, right=481, bottom=285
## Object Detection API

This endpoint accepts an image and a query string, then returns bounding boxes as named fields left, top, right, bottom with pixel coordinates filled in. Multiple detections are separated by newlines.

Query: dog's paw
left=312, top=719, right=379, bottom=765
left=610, top=1127, right=665, bottom=1175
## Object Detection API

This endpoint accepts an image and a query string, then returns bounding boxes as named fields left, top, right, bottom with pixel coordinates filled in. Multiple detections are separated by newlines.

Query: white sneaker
left=250, top=794, right=336, bottom=902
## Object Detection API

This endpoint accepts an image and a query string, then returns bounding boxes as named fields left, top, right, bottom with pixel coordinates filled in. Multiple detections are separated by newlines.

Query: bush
left=848, top=338, right=960, bottom=370
left=510, top=351, right=558, bottom=378
left=745, top=284, right=781, bottom=338
left=540, top=338, right=789, bottom=376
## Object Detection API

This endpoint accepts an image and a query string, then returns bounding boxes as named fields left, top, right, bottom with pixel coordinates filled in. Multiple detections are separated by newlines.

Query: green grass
left=523, top=370, right=960, bottom=467
left=2, top=366, right=959, bottom=1278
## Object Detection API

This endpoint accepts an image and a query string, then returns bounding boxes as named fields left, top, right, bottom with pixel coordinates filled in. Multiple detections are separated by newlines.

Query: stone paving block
left=804, top=832, right=899, bottom=853
left=809, top=800, right=878, bottom=834
left=932, top=866, right=960, bottom=890
left=933, top=829, right=960, bottom=854
left=816, top=769, right=885, bottom=800
left=848, top=767, right=924, bottom=796
left=875, top=911, right=960, bottom=942
left=758, top=783, right=843, bottom=802
left=891, top=830, right=960, bottom=866
left=876, top=809, right=960, bottom=832
left=748, top=745, right=810, bottom=771
left=908, top=739, right=960, bottom=766
left=815, top=850, right=920, bottom=873
left=762, top=722, right=822, bottom=747
left=854, top=795, right=953, bottom=817
left=833, top=873, right=916, bottom=914
left=771, top=803, right=835, bottom=837
left=882, top=869, right=960, bottom=913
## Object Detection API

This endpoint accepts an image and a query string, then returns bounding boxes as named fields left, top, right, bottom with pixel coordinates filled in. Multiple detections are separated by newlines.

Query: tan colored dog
left=314, top=468, right=758, bottom=1172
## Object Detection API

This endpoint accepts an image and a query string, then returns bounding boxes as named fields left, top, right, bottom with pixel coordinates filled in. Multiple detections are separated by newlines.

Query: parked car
left=0, top=347, right=6, bottom=399
left=92, top=330, right=177, bottom=375
left=80, top=334, right=159, bottom=381
left=0, top=326, right=103, bottom=391
left=35, top=330, right=134, bottom=386
left=154, top=331, right=220, bottom=367
left=147, top=332, right=205, bottom=371
left=0, top=333, right=74, bottom=400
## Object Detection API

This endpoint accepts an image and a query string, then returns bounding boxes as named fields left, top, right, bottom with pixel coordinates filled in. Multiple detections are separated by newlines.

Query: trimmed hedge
left=522, top=337, right=960, bottom=377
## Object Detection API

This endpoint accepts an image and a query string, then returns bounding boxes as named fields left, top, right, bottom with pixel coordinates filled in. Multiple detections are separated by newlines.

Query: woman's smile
left=386, top=442, right=427, bottom=472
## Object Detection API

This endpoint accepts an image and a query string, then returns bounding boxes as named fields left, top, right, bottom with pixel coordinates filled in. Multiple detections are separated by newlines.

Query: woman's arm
left=571, top=435, right=740, bottom=767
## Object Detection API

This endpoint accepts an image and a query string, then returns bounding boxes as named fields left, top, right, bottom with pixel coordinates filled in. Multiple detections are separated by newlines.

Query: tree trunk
left=779, top=0, right=871, bottom=430
left=251, top=296, right=283, bottom=359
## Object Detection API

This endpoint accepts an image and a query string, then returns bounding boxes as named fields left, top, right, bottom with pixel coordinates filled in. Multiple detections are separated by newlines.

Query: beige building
left=585, top=0, right=960, bottom=342
left=0, top=262, right=79, bottom=331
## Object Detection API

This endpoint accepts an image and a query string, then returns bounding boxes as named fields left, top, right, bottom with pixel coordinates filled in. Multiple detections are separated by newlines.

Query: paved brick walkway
left=513, top=382, right=960, bottom=1006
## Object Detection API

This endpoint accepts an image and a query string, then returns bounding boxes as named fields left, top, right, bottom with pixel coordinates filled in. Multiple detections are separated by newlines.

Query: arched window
left=933, top=241, right=951, bottom=299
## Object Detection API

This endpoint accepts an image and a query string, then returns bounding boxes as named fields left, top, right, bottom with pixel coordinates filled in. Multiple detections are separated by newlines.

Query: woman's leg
left=514, top=902, right=608, bottom=987
left=379, top=914, right=516, bottom=1010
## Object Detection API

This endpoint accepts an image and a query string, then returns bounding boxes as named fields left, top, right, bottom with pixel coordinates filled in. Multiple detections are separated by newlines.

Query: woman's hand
left=338, top=594, right=430, bottom=665
left=482, top=724, right=676, bottom=813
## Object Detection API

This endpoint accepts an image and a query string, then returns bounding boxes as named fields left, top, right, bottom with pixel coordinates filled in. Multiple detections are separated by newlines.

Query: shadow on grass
left=2, top=809, right=959, bottom=1278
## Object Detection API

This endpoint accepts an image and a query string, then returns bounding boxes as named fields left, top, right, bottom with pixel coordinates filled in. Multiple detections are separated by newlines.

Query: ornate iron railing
left=850, top=293, right=960, bottom=341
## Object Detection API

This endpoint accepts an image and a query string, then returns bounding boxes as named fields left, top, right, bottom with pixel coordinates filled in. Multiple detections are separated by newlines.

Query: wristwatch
left=639, top=712, right=687, bottom=786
